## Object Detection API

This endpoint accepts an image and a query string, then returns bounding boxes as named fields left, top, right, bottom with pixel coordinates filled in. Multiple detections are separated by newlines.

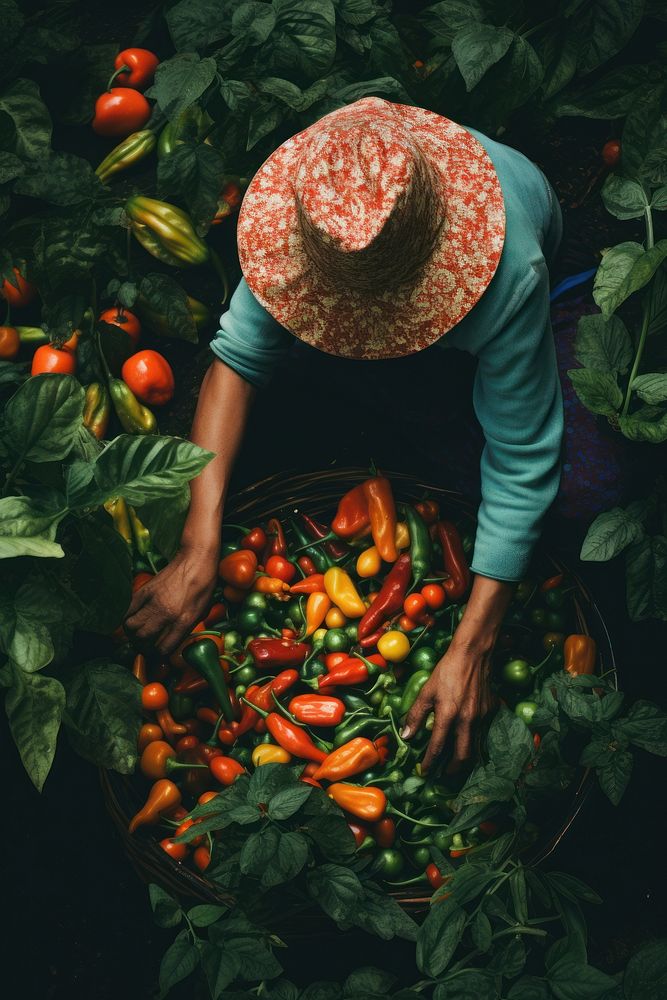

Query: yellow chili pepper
left=325, top=606, right=347, bottom=628
left=252, top=744, right=292, bottom=766
left=323, top=567, right=367, bottom=619
left=104, top=497, right=132, bottom=546
left=377, top=629, right=411, bottom=663
left=305, top=591, right=332, bottom=637
left=395, top=522, right=410, bottom=550
left=356, top=545, right=382, bottom=578
left=313, top=628, right=328, bottom=644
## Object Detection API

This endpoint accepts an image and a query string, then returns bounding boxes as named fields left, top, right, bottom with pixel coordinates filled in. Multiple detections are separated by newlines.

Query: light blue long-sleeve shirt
left=211, top=128, right=564, bottom=582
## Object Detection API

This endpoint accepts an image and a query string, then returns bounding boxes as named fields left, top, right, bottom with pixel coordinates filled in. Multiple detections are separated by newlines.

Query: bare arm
left=403, top=574, right=514, bottom=772
left=125, top=359, right=255, bottom=654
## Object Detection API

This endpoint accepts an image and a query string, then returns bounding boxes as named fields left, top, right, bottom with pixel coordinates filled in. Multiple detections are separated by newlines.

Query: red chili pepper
left=359, top=626, right=388, bottom=650
left=436, top=521, right=470, bottom=600
left=265, top=554, right=297, bottom=583
left=241, top=526, right=268, bottom=554
left=300, top=513, right=348, bottom=560
left=298, top=555, right=318, bottom=576
left=357, top=553, right=411, bottom=639
left=204, top=602, right=227, bottom=626
left=218, top=670, right=299, bottom=744
left=415, top=500, right=440, bottom=525
left=288, top=694, right=346, bottom=726
left=540, top=574, right=564, bottom=592
left=300, top=776, right=323, bottom=788
left=110, top=48, right=159, bottom=90
left=426, top=863, right=451, bottom=890
left=373, top=817, right=396, bottom=848
left=331, top=484, right=370, bottom=539
left=312, top=737, right=381, bottom=782
left=348, top=821, right=372, bottom=848
left=196, top=743, right=223, bottom=765
left=266, top=713, right=327, bottom=763
left=219, top=549, right=257, bottom=589
left=265, top=517, right=287, bottom=557
left=318, top=653, right=387, bottom=689
left=155, top=708, right=187, bottom=744
left=209, top=755, right=245, bottom=786
left=173, top=666, right=208, bottom=695
left=248, top=638, right=309, bottom=669
left=290, top=573, right=326, bottom=595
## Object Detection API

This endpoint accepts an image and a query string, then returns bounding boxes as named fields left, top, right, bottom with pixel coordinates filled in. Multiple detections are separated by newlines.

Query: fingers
left=125, top=581, right=153, bottom=620
left=401, top=688, right=434, bottom=741
left=421, top=707, right=455, bottom=773
left=155, top=619, right=193, bottom=657
left=446, top=715, right=474, bottom=774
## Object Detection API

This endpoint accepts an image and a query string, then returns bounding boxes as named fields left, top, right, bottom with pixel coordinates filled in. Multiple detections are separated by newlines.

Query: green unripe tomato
left=286, top=599, right=304, bottom=626
left=515, top=700, right=538, bottom=725
left=324, top=628, right=351, bottom=653
left=237, top=607, right=264, bottom=633
left=545, top=588, right=565, bottom=609
left=530, top=608, right=548, bottom=628
left=412, top=846, right=430, bottom=867
left=410, top=646, right=439, bottom=671
left=234, top=664, right=258, bottom=685
left=545, top=611, right=565, bottom=631
left=502, top=658, right=533, bottom=688
left=376, top=848, right=404, bottom=878
left=432, top=829, right=454, bottom=851
left=223, top=629, right=241, bottom=651
left=243, top=592, right=267, bottom=610
left=345, top=623, right=358, bottom=643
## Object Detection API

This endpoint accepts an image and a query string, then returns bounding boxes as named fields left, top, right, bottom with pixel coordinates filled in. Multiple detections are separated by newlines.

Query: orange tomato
left=141, top=682, right=169, bottom=711
left=31, top=344, right=76, bottom=376
left=1, top=268, right=36, bottom=307
left=0, top=325, right=20, bottom=360
left=99, top=307, right=141, bottom=345
left=122, top=349, right=175, bottom=406
left=404, top=593, right=427, bottom=621
left=421, top=583, right=446, bottom=610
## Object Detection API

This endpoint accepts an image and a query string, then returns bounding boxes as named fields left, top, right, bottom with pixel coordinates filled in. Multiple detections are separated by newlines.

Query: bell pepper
left=129, top=778, right=181, bottom=833
left=288, top=694, right=346, bottom=727
left=312, top=737, right=382, bottom=782
left=290, top=574, right=326, bottom=595
left=219, top=549, right=257, bottom=589
left=248, top=638, right=309, bottom=669
left=109, top=377, right=157, bottom=434
left=304, top=591, right=331, bottom=637
left=331, top=484, right=370, bottom=539
left=317, top=652, right=387, bottom=690
left=139, top=740, right=207, bottom=780
left=183, top=638, right=235, bottom=723
left=327, top=783, right=387, bottom=822
left=125, top=196, right=209, bottom=267
left=357, top=553, right=411, bottom=639
left=564, top=634, right=596, bottom=676
left=436, top=521, right=470, bottom=600
left=403, top=505, right=433, bottom=588
left=252, top=744, right=291, bottom=766
left=209, top=755, right=245, bottom=786
left=104, top=496, right=132, bottom=546
left=238, top=526, right=267, bottom=553
left=95, top=129, right=156, bottom=183
left=83, top=382, right=110, bottom=439
left=323, top=567, right=366, bottom=618
left=363, top=476, right=398, bottom=563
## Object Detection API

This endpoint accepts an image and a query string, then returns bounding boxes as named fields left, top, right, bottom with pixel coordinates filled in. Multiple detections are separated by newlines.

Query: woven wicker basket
left=101, top=468, right=617, bottom=919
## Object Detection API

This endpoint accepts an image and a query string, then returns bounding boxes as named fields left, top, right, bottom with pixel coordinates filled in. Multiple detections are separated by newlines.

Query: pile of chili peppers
left=126, top=476, right=597, bottom=886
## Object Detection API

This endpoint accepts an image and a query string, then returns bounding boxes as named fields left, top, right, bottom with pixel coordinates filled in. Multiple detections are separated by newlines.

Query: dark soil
left=3, top=5, right=667, bottom=998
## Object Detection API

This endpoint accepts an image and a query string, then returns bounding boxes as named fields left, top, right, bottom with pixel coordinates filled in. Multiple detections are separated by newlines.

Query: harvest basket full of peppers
left=102, top=470, right=616, bottom=916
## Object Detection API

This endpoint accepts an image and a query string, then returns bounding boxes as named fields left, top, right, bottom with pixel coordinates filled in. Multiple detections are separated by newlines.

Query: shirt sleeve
left=210, top=278, right=293, bottom=388
left=469, top=263, right=564, bottom=582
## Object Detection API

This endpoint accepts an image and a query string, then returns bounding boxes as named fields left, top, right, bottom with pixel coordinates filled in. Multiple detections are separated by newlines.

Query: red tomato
left=265, top=554, right=296, bottom=583
left=404, top=593, right=427, bottom=621
left=122, top=349, right=175, bottom=406
left=159, top=838, right=188, bottom=862
left=421, top=583, right=446, bottom=610
left=31, top=344, right=76, bottom=376
left=1, top=268, right=36, bottom=307
left=92, top=88, right=151, bottom=137
left=99, top=307, right=141, bottom=345
left=0, top=326, right=20, bottom=360
left=601, top=139, right=621, bottom=167
left=141, top=682, right=169, bottom=711
left=132, top=571, right=153, bottom=592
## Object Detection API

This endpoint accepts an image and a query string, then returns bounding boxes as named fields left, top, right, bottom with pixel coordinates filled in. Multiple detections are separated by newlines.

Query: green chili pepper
left=403, top=504, right=433, bottom=588
left=95, top=129, right=156, bottom=183
left=183, top=638, right=234, bottom=723
left=169, top=692, right=194, bottom=721
left=109, top=377, right=157, bottom=435
left=288, top=517, right=331, bottom=573
left=399, top=669, right=431, bottom=716
left=333, top=715, right=387, bottom=747
left=125, top=196, right=209, bottom=267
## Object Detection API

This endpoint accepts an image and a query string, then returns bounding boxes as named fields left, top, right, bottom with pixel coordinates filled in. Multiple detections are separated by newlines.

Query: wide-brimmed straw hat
left=237, top=97, right=505, bottom=360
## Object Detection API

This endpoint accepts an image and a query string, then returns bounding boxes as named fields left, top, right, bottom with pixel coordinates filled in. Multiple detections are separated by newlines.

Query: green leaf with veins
left=4, top=373, right=84, bottom=463
left=90, top=435, right=213, bottom=507
left=152, top=53, right=217, bottom=121
left=5, top=668, right=65, bottom=791
left=0, top=78, right=51, bottom=159
left=0, top=496, right=65, bottom=559
left=451, top=23, right=514, bottom=91
left=574, top=313, right=633, bottom=374
left=580, top=507, right=645, bottom=561
left=567, top=369, right=623, bottom=416
left=63, top=660, right=142, bottom=773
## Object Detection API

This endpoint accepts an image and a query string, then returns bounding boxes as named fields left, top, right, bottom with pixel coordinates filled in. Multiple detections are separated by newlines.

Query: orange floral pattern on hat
left=238, top=97, right=505, bottom=360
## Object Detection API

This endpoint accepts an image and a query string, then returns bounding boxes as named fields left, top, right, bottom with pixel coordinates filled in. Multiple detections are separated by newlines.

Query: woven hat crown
left=293, top=98, right=444, bottom=294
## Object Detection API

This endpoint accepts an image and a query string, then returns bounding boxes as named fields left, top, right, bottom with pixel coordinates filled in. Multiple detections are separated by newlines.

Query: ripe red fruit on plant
left=31, top=344, right=76, bottom=376
left=112, top=48, right=159, bottom=90
left=601, top=140, right=621, bottom=167
left=1, top=268, right=36, bottom=307
left=122, top=349, right=175, bottom=405
left=0, top=326, right=20, bottom=360
left=92, top=89, right=151, bottom=138
left=99, top=307, right=141, bottom=345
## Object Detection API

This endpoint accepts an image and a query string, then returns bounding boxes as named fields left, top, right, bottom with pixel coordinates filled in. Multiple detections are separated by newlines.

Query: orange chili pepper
left=327, top=783, right=387, bottom=822
left=132, top=653, right=147, bottom=685
left=156, top=708, right=187, bottom=743
left=362, top=476, right=398, bottom=563
left=312, top=737, right=381, bottom=782
left=304, top=591, right=332, bottom=637
left=129, top=779, right=181, bottom=833
left=564, top=634, right=597, bottom=676
left=290, top=574, right=326, bottom=595
left=137, top=722, right=163, bottom=752
left=253, top=576, right=290, bottom=594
